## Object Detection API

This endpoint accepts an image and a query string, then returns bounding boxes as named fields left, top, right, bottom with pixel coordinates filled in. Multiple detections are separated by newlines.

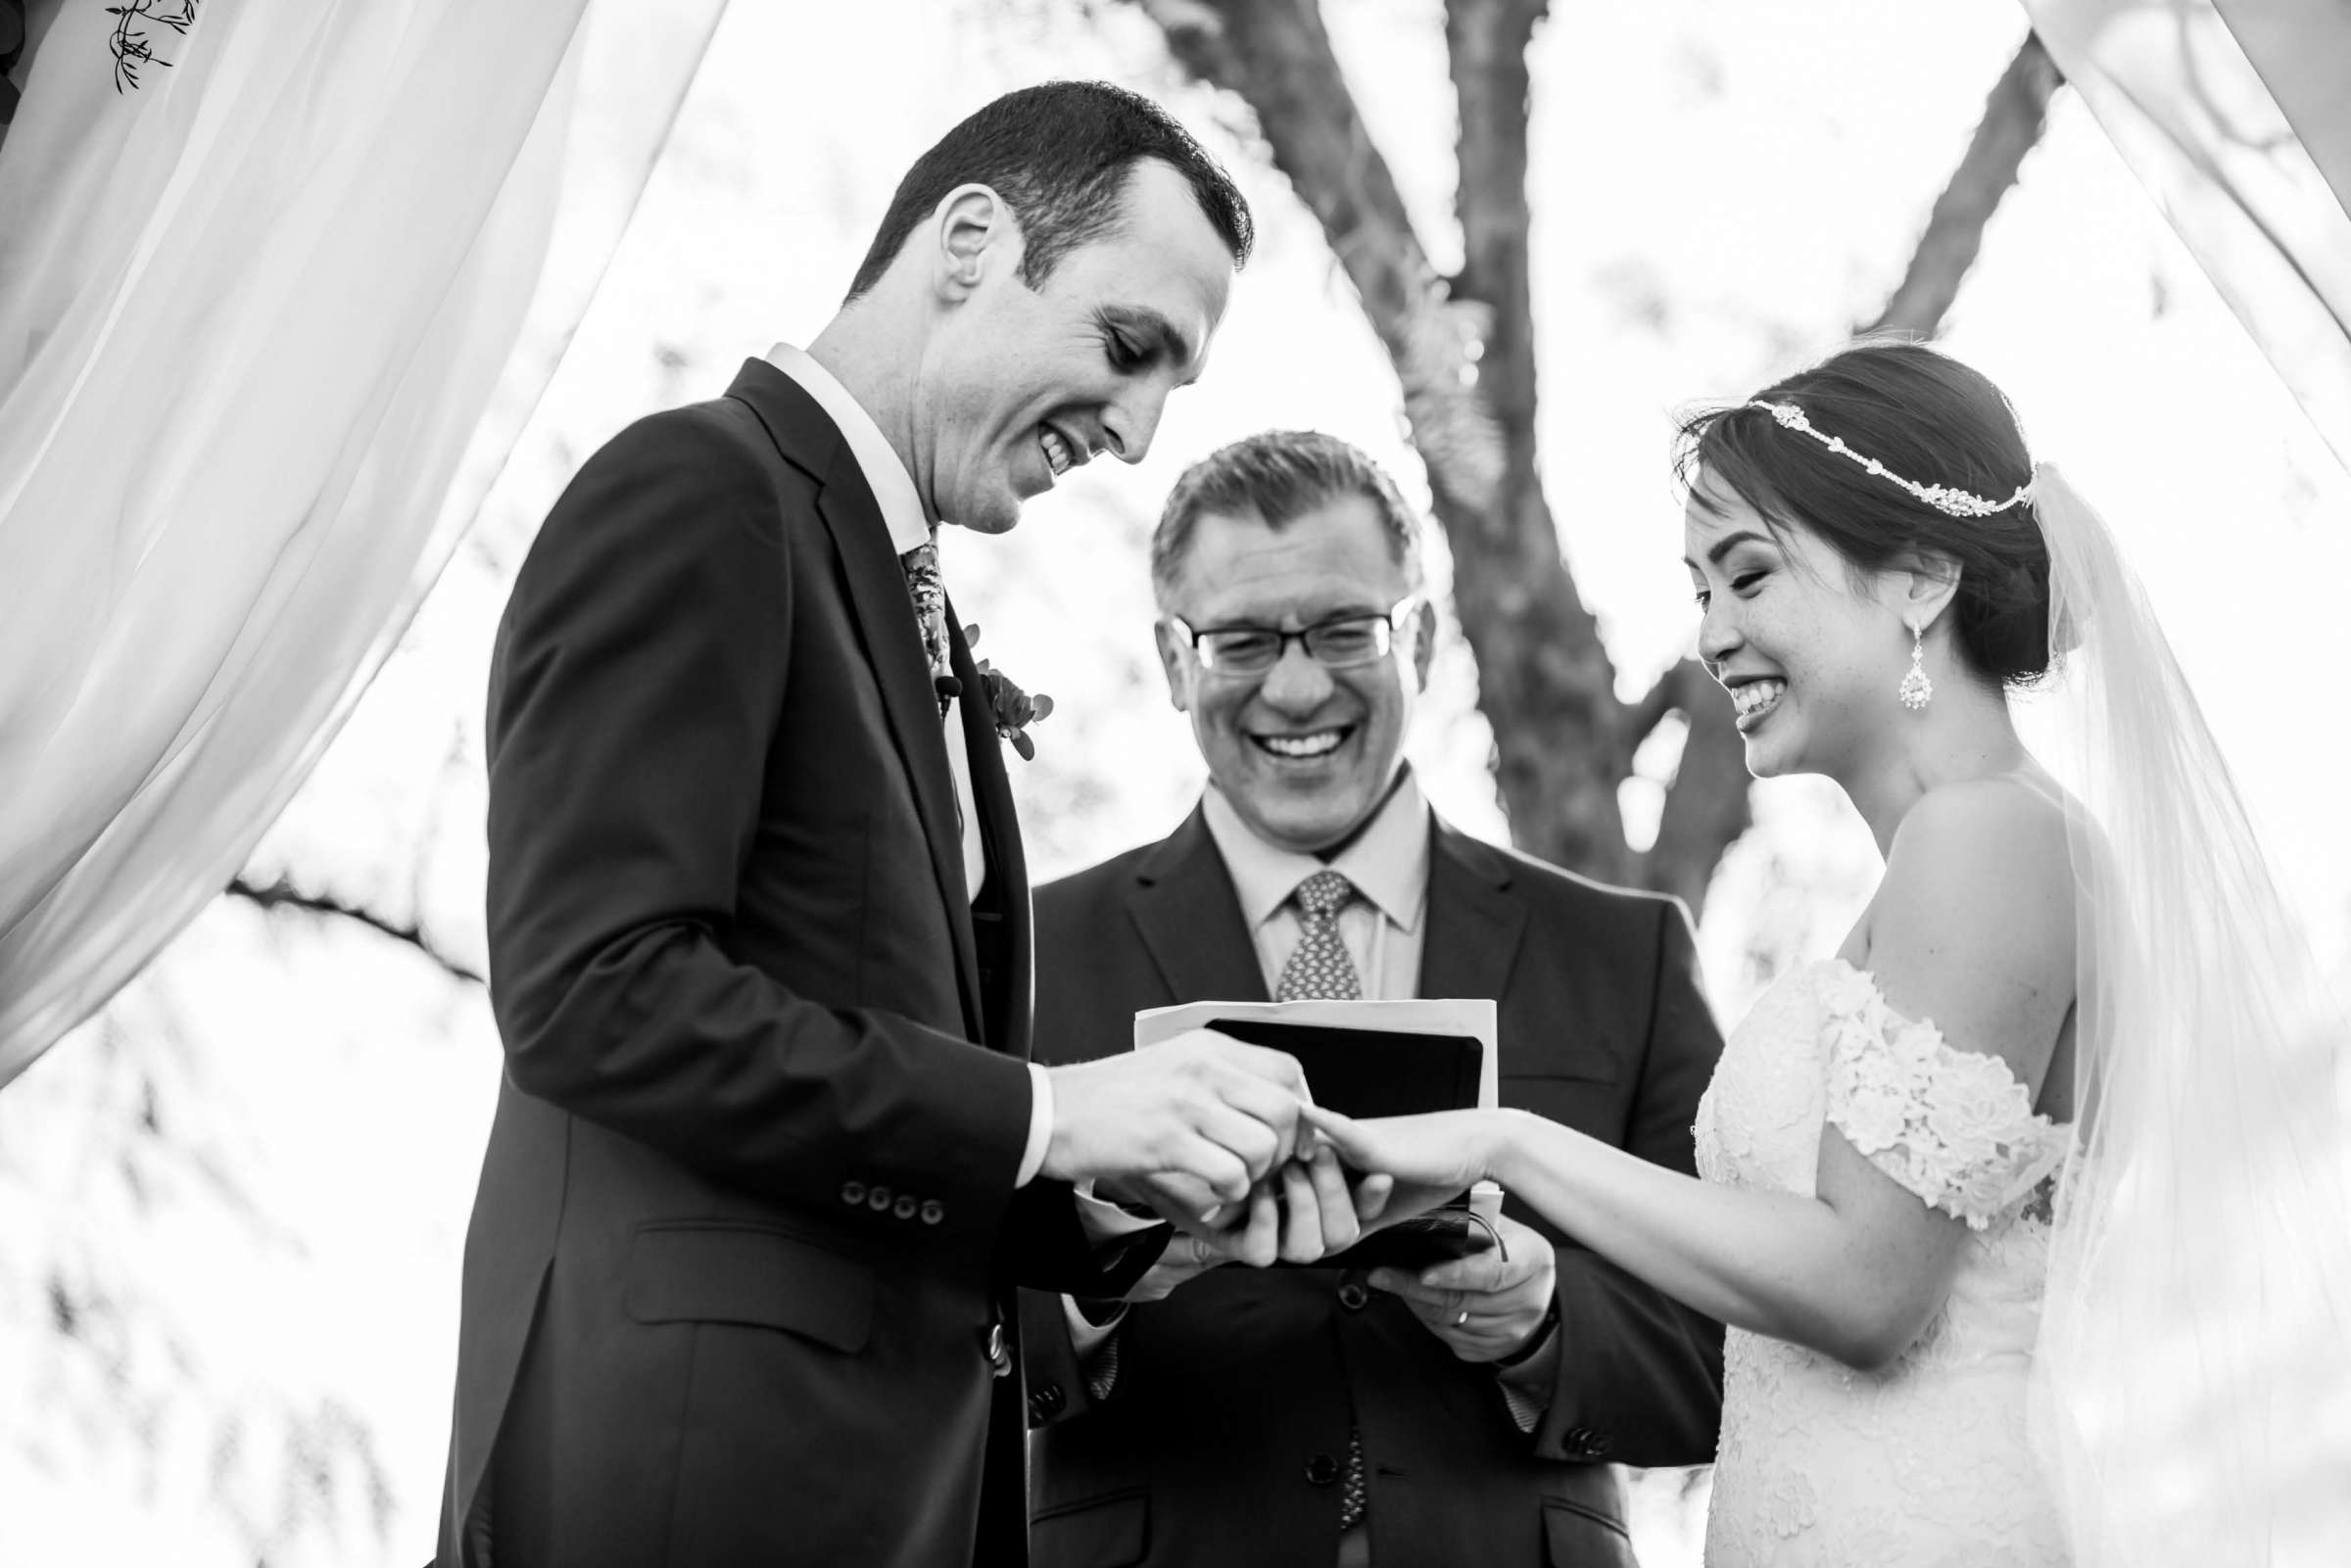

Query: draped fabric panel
left=2023, top=0, right=2351, bottom=474
left=0, top=0, right=728, bottom=1084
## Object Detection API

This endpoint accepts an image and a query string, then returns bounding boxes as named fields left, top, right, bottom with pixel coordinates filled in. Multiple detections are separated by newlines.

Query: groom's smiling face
left=914, top=159, right=1235, bottom=535
left=1157, top=494, right=1432, bottom=855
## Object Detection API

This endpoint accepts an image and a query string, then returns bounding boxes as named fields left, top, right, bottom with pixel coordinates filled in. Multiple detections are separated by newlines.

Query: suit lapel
left=726, top=359, right=983, bottom=1039
left=1127, top=806, right=1271, bottom=1005
left=948, top=610, right=1026, bottom=1051
left=1417, top=818, right=1528, bottom=1019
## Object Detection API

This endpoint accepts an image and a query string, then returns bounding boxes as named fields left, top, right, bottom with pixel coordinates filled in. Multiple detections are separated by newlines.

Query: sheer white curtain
left=2023, top=0, right=2351, bottom=474
left=2005, top=7, right=2351, bottom=1556
left=0, top=0, right=727, bottom=1084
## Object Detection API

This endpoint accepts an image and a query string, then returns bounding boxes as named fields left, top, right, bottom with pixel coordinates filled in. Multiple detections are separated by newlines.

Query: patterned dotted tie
left=1271, top=869, right=1369, bottom=1532
left=899, top=530, right=956, bottom=719
left=1275, top=870, right=1363, bottom=1003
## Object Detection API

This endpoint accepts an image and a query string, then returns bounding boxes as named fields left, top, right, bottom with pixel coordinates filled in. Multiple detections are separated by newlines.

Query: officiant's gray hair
left=1152, top=431, right=1427, bottom=608
left=844, top=81, right=1252, bottom=302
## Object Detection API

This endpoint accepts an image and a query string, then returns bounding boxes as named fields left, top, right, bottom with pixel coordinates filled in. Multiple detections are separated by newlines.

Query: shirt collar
left=765, top=341, right=932, bottom=556
left=1201, top=769, right=1430, bottom=934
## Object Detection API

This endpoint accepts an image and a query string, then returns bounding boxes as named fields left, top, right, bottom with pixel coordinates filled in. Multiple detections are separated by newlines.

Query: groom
left=435, top=83, right=1308, bottom=1568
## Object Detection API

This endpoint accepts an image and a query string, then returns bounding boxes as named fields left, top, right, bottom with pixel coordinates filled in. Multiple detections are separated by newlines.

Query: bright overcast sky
left=5, top=3, right=2347, bottom=1564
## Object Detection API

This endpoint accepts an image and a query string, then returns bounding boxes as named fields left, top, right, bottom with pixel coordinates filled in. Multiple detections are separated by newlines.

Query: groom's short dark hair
left=843, top=81, right=1253, bottom=302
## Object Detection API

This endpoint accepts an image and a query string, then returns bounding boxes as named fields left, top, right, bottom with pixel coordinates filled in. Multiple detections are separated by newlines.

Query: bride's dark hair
left=1675, top=340, right=2056, bottom=688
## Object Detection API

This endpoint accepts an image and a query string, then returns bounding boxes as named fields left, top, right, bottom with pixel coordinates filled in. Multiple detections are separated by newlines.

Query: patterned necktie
left=1271, top=868, right=1370, bottom=1532
left=899, top=528, right=956, bottom=718
left=1275, top=869, right=1363, bottom=1002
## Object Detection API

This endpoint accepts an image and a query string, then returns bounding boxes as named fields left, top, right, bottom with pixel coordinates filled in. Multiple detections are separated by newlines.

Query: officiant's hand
left=1367, top=1213, right=1558, bottom=1364
left=1043, top=1029, right=1311, bottom=1209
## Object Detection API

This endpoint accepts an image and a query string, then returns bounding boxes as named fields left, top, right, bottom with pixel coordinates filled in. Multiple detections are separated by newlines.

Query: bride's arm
left=1477, top=1112, right=1963, bottom=1371
left=1352, top=782, right=2077, bottom=1372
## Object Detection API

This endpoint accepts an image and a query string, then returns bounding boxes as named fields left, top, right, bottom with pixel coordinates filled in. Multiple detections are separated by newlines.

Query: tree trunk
left=1867, top=33, right=2063, bottom=337
left=1134, top=0, right=1751, bottom=911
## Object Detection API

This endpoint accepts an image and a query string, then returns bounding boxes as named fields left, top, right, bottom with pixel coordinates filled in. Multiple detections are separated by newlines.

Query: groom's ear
left=931, top=183, right=1017, bottom=303
left=1152, top=619, right=1192, bottom=712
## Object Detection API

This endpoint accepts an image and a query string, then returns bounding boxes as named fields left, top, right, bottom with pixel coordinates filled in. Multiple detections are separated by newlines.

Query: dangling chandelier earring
left=1898, top=620, right=1934, bottom=711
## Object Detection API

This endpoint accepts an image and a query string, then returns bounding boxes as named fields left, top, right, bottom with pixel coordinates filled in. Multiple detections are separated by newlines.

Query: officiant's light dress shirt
left=1201, top=771, right=1430, bottom=1001
left=1093, top=770, right=1552, bottom=1564
left=764, top=342, right=1053, bottom=1187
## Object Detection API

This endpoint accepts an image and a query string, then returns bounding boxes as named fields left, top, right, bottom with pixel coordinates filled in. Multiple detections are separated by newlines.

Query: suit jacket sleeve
left=484, top=409, right=1033, bottom=1262
left=1531, top=896, right=1727, bottom=1465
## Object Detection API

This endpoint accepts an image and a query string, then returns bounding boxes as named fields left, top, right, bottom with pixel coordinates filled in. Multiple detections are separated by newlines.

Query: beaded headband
left=1744, top=401, right=2033, bottom=519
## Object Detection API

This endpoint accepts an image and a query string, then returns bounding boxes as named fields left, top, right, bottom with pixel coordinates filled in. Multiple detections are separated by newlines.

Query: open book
left=1135, top=998, right=1505, bottom=1268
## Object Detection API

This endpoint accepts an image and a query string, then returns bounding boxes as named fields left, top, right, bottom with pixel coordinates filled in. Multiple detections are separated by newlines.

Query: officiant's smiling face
left=1156, top=480, right=1433, bottom=855
left=914, top=159, right=1237, bottom=534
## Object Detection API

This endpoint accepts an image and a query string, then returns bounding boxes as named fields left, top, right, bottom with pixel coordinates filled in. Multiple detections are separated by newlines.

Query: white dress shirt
left=765, top=343, right=1052, bottom=1186
left=1201, top=771, right=1431, bottom=1001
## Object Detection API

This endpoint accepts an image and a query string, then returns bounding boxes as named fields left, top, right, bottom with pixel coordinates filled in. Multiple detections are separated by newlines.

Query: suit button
left=892, top=1194, right=918, bottom=1220
left=867, top=1184, right=893, bottom=1212
left=840, top=1180, right=867, bottom=1206
left=1304, top=1453, right=1339, bottom=1487
left=920, top=1199, right=945, bottom=1226
left=1028, top=1382, right=1067, bottom=1422
left=1336, top=1280, right=1369, bottom=1311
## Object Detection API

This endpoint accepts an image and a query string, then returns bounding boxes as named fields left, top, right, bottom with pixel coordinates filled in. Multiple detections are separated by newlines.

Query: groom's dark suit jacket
left=437, top=359, right=1147, bottom=1568
left=1020, top=809, right=1726, bottom=1568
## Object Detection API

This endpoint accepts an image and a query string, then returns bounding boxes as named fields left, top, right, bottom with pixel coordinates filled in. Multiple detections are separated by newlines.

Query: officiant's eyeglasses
left=1166, top=595, right=1420, bottom=676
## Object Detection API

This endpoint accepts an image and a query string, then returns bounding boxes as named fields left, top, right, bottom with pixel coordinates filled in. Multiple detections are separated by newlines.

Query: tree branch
left=1865, top=33, right=2063, bottom=338
left=1130, top=0, right=1763, bottom=911
left=1136, top=0, right=1505, bottom=507
left=1140, top=0, right=1638, bottom=870
left=225, top=875, right=484, bottom=987
left=1440, top=0, right=1646, bottom=880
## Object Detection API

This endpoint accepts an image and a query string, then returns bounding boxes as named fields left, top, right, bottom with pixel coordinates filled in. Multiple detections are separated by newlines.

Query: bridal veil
left=2026, top=463, right=2351, bottom=1564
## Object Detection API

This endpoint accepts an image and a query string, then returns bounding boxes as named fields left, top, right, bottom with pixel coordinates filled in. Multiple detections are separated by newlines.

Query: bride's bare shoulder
left=1854, top=776, right=2077, bottom=1047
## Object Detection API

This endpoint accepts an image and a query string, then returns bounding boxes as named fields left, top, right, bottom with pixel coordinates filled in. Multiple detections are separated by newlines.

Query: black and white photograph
left=3, top=2, right=2348, bottom=1565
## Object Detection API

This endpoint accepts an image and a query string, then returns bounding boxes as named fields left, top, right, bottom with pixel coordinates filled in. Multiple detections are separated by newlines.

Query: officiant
left=1018, top=430, right=1726, bottom=1567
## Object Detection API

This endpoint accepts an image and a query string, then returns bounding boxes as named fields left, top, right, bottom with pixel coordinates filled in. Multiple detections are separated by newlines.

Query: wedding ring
left=1453, top=1308, right=1469, bottom=1327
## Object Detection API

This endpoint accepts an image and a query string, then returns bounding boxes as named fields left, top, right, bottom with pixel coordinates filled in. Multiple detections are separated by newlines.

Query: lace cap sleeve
left=1817, top=963, right=2070, bottom=1230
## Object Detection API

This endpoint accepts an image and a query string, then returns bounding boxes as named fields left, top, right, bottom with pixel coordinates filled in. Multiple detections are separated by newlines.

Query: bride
left=1311, top=340, right=2351, bottom=1565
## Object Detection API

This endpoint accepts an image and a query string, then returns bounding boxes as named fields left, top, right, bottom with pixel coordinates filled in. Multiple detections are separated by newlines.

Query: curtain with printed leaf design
left=0, top=0, right=728, bottom=1084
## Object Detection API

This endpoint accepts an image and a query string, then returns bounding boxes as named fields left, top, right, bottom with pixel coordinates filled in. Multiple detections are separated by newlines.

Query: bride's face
left=1684, top=471, right=1910, bottom=781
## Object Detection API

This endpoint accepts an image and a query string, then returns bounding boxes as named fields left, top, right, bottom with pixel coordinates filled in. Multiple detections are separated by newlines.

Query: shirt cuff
left=1071, top=1183, right=1166, bottom=1246
left=1494, top=1314, right=1563, bottom=1433
left=1015, top=1062, right=1053, bottom=1188
left=1061, top=1293, right=1128, bottom=1358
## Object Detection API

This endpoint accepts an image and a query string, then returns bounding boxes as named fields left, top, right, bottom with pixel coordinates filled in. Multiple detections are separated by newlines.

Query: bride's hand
left=1301, top=1106, right=1507, bottom=1194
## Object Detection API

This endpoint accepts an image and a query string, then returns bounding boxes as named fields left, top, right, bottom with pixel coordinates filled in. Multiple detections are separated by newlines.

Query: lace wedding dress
left=1694, top=958, right=2075, bottom=1567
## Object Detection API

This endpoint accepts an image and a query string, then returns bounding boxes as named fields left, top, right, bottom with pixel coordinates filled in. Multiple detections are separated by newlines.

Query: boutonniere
left=963, top=625, right=1054, bottom=761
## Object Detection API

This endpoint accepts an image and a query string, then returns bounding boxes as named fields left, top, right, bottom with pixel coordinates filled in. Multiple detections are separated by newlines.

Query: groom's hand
left=1042, top=1030, right=1309, bottom=1209
left=1126, top=1143, right=1379, bottom=1289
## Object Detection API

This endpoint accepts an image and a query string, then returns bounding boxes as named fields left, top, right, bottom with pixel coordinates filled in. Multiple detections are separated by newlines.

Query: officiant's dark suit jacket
left=1019, top=808, right=1726, bottom=1568
left=437, top=358, right=1148, bottom=1568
